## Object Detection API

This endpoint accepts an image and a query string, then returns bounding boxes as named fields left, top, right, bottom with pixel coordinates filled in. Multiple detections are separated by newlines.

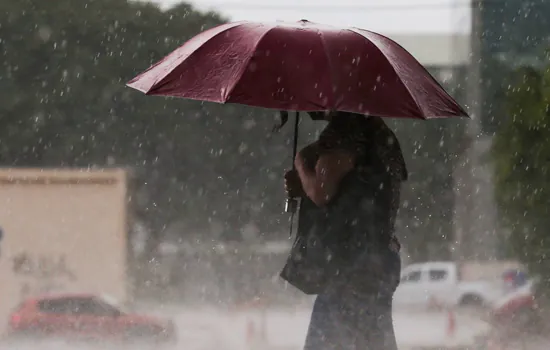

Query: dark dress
left=301, top=114, right=407, bottom=350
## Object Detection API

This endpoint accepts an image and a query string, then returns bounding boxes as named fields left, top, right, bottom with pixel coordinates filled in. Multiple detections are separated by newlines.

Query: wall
left=388, top=33, right=470, bottom=67
left=461, top=260, right=523, bottom=281
left=0, top=168, right=128, bottom=331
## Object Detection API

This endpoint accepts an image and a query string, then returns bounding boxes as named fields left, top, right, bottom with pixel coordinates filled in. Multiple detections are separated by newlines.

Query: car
left=393, top=261, right=512, bottom=309
left=5, top=293, right=176, bottom=345
left=478, top=279, right=544, bottom=350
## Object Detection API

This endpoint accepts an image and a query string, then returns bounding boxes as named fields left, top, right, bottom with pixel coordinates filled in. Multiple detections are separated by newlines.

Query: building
left=0, top=168, right=129, bottom=331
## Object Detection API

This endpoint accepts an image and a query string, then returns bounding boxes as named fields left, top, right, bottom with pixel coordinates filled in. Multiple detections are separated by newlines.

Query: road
left=0, top=304, right=492, bottom=350
left=149, top=304, right=491, bottom=349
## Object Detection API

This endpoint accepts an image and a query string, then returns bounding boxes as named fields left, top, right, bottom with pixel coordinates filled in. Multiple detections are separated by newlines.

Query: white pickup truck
left=393, top=261, right=512, bottom=308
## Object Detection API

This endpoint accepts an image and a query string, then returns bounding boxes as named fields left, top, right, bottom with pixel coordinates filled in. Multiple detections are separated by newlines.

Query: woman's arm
left=295, top=149, right=355, bottom=206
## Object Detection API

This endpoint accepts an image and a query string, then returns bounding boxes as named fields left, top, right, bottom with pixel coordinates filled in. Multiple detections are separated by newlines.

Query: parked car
left=393, top=261, right=511, bottom=308
left=5, top=293, right=176, bottom=345
left=474, top=279, right=542, bottom=350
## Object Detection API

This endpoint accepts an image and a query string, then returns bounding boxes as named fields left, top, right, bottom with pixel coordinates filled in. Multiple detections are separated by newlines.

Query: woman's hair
left=363, top=115, right=408, bottom=182
left=318, top=112, right=408, bottom=181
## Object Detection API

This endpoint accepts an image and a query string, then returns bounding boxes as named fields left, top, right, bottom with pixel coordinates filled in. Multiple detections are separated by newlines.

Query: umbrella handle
left=284, top=111, right=300, bottom=214
left=285, top=112, right=300, bottom=236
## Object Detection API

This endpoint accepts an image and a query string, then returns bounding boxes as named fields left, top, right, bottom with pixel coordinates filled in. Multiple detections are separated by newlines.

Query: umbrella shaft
left=286, top=111, right=300, bottom=215
left=291, top=111, right=300, bottom=170
left=285, top=197, right=298, bottom=214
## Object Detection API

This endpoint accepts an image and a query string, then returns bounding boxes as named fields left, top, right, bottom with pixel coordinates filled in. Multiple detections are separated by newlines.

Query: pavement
left=143, top=304, right=491, bottom=350
left=2, top=303, right=547, bottom=350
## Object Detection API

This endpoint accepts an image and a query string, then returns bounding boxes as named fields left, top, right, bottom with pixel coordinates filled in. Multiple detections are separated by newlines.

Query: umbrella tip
left=299, top=19, right=310, bottom=24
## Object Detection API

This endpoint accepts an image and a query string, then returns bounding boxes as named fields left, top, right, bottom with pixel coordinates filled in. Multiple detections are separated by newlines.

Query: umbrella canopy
left=127, top=20, right=468, bottom=120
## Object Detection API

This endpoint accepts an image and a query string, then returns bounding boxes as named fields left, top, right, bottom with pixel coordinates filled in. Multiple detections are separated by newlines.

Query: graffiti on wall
left=12, top=252, right=77, bottom=298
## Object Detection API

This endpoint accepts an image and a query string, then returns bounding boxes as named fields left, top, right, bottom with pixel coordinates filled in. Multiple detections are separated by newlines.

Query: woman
left=284, top=111, right=407, bottom=350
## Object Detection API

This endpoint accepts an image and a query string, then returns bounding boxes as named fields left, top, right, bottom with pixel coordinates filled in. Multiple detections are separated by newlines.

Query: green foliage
left=479, top=0, right=550, bottom=134
left=492, top=64, right=550, bottom=287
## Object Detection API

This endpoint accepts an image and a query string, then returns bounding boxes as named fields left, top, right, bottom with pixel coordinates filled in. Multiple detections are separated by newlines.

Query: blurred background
left=0, top=0, right=549, bottom=348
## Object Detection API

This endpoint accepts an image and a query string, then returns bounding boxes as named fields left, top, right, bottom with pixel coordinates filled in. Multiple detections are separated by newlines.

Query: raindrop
left=238, top=143, right=248, bottom=154
left=243, top=120, right=256, bottom=130
left=38, top=27, right=52, bottom=42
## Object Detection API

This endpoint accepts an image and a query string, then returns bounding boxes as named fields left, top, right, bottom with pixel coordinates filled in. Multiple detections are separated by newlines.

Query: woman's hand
left=283, top=141, right=318, bottom=199
left=284, top=169, right=304, bottom=198
left=297, top=141, right=319, bottom=171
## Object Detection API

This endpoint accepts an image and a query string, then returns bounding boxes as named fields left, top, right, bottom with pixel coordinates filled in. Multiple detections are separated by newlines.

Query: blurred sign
left=12, top=252, right=77, bottom=299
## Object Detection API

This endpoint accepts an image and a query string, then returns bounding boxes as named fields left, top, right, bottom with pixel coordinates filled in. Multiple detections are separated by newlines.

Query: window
left=72, top=298, right=121, bottom=317
left=429, top=269, right=448, bottom=281
left=38, top=297, right=120, bottom=317
left=38, top=298, right=75, bottom=314
left=401, top=270, right=421, bottom=283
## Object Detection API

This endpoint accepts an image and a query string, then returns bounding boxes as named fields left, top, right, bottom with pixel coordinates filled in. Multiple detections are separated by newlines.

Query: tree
left=479, top=0, right=550, bottom=134
left=492, top=62, right=550, bottom=292
left=0, top=0, right=230, bottom=249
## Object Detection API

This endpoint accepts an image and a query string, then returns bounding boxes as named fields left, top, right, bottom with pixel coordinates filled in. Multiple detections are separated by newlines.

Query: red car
left=5, top=293, right=176, bottom=345
left=477, top=280, right=543, bottom=350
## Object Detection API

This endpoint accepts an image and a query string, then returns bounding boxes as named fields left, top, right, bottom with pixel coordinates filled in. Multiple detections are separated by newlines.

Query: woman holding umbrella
left=284, top=111, right=407, bottom=350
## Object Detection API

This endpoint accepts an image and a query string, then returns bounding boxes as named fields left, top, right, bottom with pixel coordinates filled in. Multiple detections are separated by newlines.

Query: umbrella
left=127, top=20, right=468, bottom=213
left=128, top=20, right=467, bottom=119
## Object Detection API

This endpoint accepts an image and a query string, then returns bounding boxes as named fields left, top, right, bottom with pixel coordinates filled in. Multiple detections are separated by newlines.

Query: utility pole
left=453, top=0, right=483, bottom=261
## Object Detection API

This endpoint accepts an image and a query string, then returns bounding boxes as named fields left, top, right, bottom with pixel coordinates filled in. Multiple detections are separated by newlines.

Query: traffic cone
left=446, top=308, right=456, bottom=338
left=246, top=319, right=256, bottom=344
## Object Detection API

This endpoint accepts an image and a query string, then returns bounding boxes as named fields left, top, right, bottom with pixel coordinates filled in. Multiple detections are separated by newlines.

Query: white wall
left=386, top=33, right=470, bottom=67
left=0, top=168, right=128, bottom=331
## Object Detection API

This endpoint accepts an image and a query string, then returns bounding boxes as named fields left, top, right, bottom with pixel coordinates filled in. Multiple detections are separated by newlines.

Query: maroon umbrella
left=127, top=20, right=467, bottom=119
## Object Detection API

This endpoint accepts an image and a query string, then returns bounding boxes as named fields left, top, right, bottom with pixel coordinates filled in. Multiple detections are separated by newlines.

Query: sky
left=152, top=0, right=472, bottom=34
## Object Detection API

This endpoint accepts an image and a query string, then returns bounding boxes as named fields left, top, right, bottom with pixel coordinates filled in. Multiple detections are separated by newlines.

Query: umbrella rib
left=224, top=27, right=275, bottom=102
left=317, top=28, right=337, bottom=110
left=347, top=28, right=425, bottom=118
left=145, top=22, right=250, bottom=95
